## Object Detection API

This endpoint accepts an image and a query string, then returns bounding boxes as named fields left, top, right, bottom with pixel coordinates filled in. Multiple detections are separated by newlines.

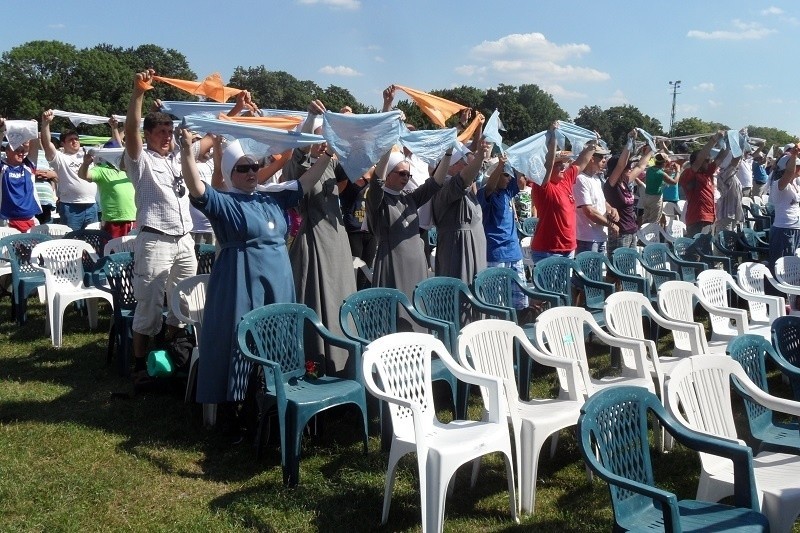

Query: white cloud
left=761, top=6, right=783, bottom=15
left=456, top=32, right=608, bottom=97
left=373, top=56, right=385, bottom=63
left=688, top=19, right=776, bottom=40
left=606, top=89, right=628, bottom=106
left=708, top=99, right=722, bottom=108
left=318, top=65, right=362, bottom=76
left=695, top=82, right=715, bottom=92
left=296, top=0, right=360, bottom=10
left=48, top=23, right=65, bottom=29
left=744, top=83, right=767, bottom=91
left=470, top=33, right=590, bottom=62
left=677, top=103, right=700, bottom=115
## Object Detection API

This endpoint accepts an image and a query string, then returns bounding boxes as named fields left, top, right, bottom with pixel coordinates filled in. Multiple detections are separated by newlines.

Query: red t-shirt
left=680, top=163, right=717, bottom=225
left=531, top=165, right=578, bottom=253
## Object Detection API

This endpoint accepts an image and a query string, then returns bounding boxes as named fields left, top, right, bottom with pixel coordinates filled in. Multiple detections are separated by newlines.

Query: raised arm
left=297, top=150, right=335, bottom=192
left=125, top=69, right=154, bottom=159
left=691, top=130, right=724, bottom=171
left=77, top=151, right=94, bottom=182
left=39, top=110, right=59, bottom=162
left=483, top=153, right=509, bottom=198
left=177, top=128, right=206, bottom=198
left=606, top=129, right=636, bottom=187
left=381, top=85, right=395, bottom=112
left=780, top=144, right=800, bottom=191
left=210, top=135, right=226, bottom=191
left=540, top=122, right=559, bottom=187
left=460, top=140, right=491, bottom=187
left=108, top=116, right=123, bottom=146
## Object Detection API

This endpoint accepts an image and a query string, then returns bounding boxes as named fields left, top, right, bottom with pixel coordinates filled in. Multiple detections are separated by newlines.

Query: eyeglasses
left=233, top=163, right=263, bottom=173
left=392, top=170, right=412, bottom=178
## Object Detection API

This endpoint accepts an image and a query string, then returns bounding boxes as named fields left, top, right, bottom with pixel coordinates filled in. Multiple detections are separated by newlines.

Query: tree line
left=1, top=40, right=793, bottom=153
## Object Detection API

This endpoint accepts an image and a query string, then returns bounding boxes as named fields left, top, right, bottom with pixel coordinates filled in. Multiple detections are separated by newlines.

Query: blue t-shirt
left=752, top=160, right=768, bottom=185
left=0, top=158, right=39, bottom=219
left=477, top=177, right=522, bottom=262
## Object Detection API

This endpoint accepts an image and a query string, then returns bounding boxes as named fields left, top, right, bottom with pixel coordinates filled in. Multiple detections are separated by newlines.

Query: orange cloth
left=457, top=115, right=482, bottom=143
left=259, top=149, right=293, bottom=180
left=217, top=114, right=304, bottom=131
left=394, top=84, right=467, bottom=128
left=144, top=73, right=241, bottom=103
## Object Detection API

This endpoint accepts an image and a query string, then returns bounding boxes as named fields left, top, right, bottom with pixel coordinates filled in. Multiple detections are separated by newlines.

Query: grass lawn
left=0, top=296, right=739, bottom=532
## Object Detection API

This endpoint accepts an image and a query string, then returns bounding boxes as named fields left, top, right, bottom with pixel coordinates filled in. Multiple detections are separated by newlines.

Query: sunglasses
left=233, top=163, right=263, bottom=173
left=392, top=170, right=412, bottom=178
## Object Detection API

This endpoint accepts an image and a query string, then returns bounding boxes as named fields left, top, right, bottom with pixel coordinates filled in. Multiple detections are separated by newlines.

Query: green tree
left=574, top=105, right=611, bottom=143
left=230, top=67, right=322, bottom=112
left=746, top=125, right=794, bottom=154
left=482, top=83, right=567, bottom=145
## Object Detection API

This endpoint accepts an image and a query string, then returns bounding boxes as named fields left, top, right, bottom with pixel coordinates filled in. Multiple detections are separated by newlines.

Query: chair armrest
left=530, top=282, right=568, bottom=306
left=639, top=262, right=680, bottom=281
left=518, top=335, right=582, bottom=401
left=578, top=275, right=615, bottom=298
left=767, top=276, right=800, bottom=297
left=699, top=252, right=732, bottom=273
left=731, top=375, right=800, bottom=418
left=308, top=318, right=363, bottom=382
left=466, top=292, right=515, bottom=319
left=402, top=302, right=455, bottom=340
left=517, top=283, right=560, bottom=308
left=586, top=322, right=649, bottom=378
left=696, top=296, right=750, bottom=334
left=240, top=352, right=289, bottom=409
left=607, top=264, right=647, bottom=294
left=727, top=284, right=785, bottom=321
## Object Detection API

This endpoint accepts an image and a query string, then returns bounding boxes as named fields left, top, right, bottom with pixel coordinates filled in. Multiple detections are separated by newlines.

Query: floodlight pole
left=669, top=80, right=681, bottom=138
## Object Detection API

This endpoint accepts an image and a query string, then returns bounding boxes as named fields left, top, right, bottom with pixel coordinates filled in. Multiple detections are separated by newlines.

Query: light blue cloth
left=398, top=124, right=457, bottom=166
left=483, top=109, right=503, bottom=148
left=183, top=114, right=324, bottom=156
left=257, top=108, right=309, bottom=121
left=160, top=101, right=235, bottom=118
left=636, top=128, right=658, bottom=153
left=554, top=122, right=596, bottom=155
left=726, top=129, right=743, bottom=158
left=322, top=110, right=403, bottom=181
left=506, top=130, right=549, bottom=184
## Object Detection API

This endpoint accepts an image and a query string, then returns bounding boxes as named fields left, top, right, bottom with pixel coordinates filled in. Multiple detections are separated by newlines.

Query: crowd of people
left=1, top=71, right=798, bottom=428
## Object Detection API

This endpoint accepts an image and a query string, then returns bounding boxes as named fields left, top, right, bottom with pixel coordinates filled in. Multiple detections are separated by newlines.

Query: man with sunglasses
left=123, top=69, right=197, bottom=387
left=0, top=119, right=41, bottom=232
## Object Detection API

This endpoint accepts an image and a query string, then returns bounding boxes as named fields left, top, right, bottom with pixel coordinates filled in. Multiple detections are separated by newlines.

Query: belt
left=141, top=226, right=186, bottom=238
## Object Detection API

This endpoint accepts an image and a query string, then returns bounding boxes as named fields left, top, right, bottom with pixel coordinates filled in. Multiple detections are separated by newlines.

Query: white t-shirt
left=49, top=149, right=97, bottom=203
left=189, top=158, right=214, bottom=233
left=574, top=172, right=608, bottom=242
left=771, top=176, right=800, bottom=229
left=737, top=155, right=753, bottom=189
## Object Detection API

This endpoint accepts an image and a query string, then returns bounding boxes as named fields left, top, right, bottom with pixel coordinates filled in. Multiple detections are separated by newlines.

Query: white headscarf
left=221, top=139, right=248, bottom=191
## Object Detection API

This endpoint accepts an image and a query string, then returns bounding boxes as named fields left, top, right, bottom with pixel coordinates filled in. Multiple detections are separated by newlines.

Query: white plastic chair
left=103, top=235, right=137, bottom=256
left=457, top=319, right=582, bottom=514
left=28, top=223, right=72, bottom=237
left=85, top=221, right=102, bottom=230
left=520, top=236, right=534, bottom=279
left=697, top=269, right=783, bottom=338
left=362, top=332, right=518, bottom=532
left=662, top=201, right=682, bottom=223
left=666, top=355, right=800, bottom=533
left=661, top=219, right=686, bottom=243
left=533, top=307, right=655, bottom=399
left=658, top=280, right=745, bottom=350
left=738, top=262, right=800, bottom=316
left=170, top=274, right=215, bottom=427
left=0, top=227, right=21, bottom=282
left=30, top=239, right=113, bottom=347
left=775, top=256, right=800, bottom=287
left=637, top=222, right=662, bottom=247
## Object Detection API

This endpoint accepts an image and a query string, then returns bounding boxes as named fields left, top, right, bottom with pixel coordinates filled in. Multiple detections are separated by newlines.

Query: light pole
left=669, top=80, right=681, bottom=138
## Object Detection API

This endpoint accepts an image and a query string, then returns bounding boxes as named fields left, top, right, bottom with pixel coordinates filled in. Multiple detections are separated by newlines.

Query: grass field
left=0, top=296, right=750, bottom=532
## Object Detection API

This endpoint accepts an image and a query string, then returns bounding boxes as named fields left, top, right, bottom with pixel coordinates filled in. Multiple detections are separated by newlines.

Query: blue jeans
left=576, top=240, right=607, bottom=255
left=770, top=226, right=800, bottom=273
left=530, top=249, right=575, bottom=264
left=487, top=259, right=528, bottom=310
left=57, top=202, right=98, bottom=231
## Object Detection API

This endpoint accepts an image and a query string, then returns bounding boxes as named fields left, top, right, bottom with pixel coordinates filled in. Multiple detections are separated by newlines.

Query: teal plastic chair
left=195, top=243, right=216, bottom=274
left=641, top=243, right=706, bottom=284
left=339, top=287, right=459, bottom=445
left=578, top=386, right=769, bottom=532
left=576, top=250, right=646, bottom=295
left=532, top=256, right=613, bottom=327
left=413, top=276, right=509, bottom=417
left=97, top=252, right=137, bottom=376
left=472, top=266, right=558, bottom=400
left=727, top=334, right=800, bottom=455
left=517, top=216, right=538, bottom=239
left=611, top=248, right=656, bottom=302
left=687, top=233, right=733, bottom=274
left=237, top=303, right=368, bottom=486
left=65, top=228, right=112, bottom=286
left=714, top=230, right=755, bottom=268
left=0, top=233, right=54, bottom=324
left=770, top=316, right=800, bottom=400
left=738, top=228, right=769, bottom=259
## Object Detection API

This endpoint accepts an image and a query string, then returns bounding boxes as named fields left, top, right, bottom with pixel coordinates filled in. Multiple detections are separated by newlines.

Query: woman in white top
left=769, top=145, right=800, bottom=270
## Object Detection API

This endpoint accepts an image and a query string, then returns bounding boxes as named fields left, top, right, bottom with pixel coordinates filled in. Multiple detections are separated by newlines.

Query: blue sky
left=3, top=0, right=799, bottom=136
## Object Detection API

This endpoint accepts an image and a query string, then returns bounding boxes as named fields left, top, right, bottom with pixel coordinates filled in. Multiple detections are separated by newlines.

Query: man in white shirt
left=124, top=69, right=197, bottom=386
left=40, top=111, right=98, bottom=230
left=574, top=146, right=619, bottom=255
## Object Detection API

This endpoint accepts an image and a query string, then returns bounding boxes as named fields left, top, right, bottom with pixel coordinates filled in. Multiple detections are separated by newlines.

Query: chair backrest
left=727, top=335, right=775, bottom=437
left=171, top=274, right=210, bottom=344
left=640, top=243, right=671, bottom=271
left=340, top=287, right=417, bottom=344
left=522, top=216, right=538, bottom=237
left=195, top=243, right=215, bottom=275
left=611, top=247, right=645, bottom=280
left=662, top=219, right=686, bottom=242
left=426, top=226, right=438, bottom=247
left=28, top=223, right=72, bottom=237
left=775, top=256, right=800, bottom=286
left=771, top=315, right=800, bottom=369
left=534, top=306, right=595, bottom=398
left=30, top=239, right=96, bottom=289
left=236, top=303, right=325, bottom=387
left=0, top=233, right=55, bottom=279
left=578, top=386, right=661, bottom=526
left=532, top=256, right=576, bottom=306
left=657, top=280, right=700, bottom=325
left=362, top=332, right=443, bottom=441
left=696, top=270, right=735, bottom=333
left=413, top=276, right=481, bottom=347
left=737, top=262, right=774, bottom=322
left=85, top=221, right=102, bottom=230
left=103, top=235, right=137, bottom=256
left=66, top=229, right=112, bottom=273
left=604, top=291, right=649, bottom=344
left=666, top=355, right=743, bottom=443
left=472, top=267, right=520, bottom=321
left=637, top=222, right=662, bottom=246
left=101, top=252, right=136, bottom=312
left=740, top=228, right=765, bottom=249
left=663, top=201, right=682, bottom=222
left=672, top=236, right=694, bottom=258
left=716, top=230, right=744, bottom=255
left=0, top=227, right=21, bottom=239
left=574, top=251, right=610, bottom=306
